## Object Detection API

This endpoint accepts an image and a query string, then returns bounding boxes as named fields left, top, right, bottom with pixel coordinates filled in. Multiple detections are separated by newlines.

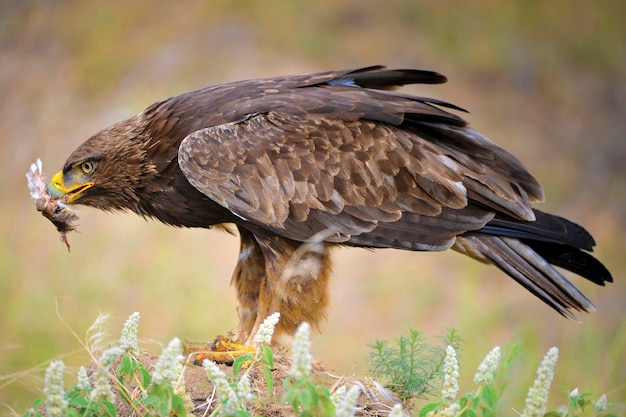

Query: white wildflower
left=171, top=349, right=187, bottom=397
left=595, top=394, right=608, bottom=412
left=90, top=373, right=115, bottom=402
left=473, top=346, right=501, bottom=385
left=253, top=312, right=280, bottom=345
left=441, top=345, right=459, bottom=403
left=44, top=360, right=67, bottom=417
left=334, top=384, right=361, bottom=417
left=203, top=359, right=242, bottom=416
left=438, top=402, right=461, bottom=417
left=388, top=403, right=405, bottom=417
left=569, top=387, right=579, bottom=398
left=76, top=366, right=91, bottom=391
left=521, top=347, right=559, bottom=417
left=120, top=311, right=141, bottom=356
left=290, top=322, right=312, bottom=379
left=100, top=346, right=123, bottom=367
left=90, top=346, right=123, bottom=402
left=331, top=385, right=347, bottom=409
left=236, top=374, right=255, bottom=404
left=153, top=337, right=183, bottom=385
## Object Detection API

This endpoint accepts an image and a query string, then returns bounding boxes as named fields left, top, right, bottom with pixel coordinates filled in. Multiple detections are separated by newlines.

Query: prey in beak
left=27, top=159, right=80, bottom=251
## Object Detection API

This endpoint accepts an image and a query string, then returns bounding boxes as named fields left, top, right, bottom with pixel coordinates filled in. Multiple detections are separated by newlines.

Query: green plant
left=367, top=328, right=463, bottom=402
left=417, top=344, right=618, bottom=417
left=22, top=313, right=189, bottom=417
left=542, top=387, right=616, bottom=417
left=118, top=338, right=189, bottom=416
left=281, top=322, right=335, bottom=417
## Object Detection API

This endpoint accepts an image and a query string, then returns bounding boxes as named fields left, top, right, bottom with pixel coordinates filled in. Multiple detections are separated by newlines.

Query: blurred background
left=1, top=0, right=624, bottom=412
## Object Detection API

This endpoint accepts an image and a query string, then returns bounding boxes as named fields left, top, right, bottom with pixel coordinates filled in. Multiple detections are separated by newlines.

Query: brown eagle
left=46, top=66, right=612, bottom=348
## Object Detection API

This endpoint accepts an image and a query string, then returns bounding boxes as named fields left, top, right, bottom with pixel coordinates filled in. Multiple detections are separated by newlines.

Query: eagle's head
left=46, top=117, right=153, bottom=213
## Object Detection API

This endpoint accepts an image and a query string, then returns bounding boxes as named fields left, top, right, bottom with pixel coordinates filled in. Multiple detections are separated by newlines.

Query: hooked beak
left=46, top=171, right=94, bottom=203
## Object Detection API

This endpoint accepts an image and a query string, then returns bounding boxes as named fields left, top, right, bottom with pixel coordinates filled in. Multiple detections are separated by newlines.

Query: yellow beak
left=46, top=170, right=94, bottom=203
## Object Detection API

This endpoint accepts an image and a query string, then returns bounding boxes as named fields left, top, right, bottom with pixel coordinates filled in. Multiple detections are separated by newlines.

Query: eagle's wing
left=178, top=89, right=543, bottom=250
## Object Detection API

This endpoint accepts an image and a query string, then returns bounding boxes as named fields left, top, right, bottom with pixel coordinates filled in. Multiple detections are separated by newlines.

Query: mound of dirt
left=106, top=351, right=406, bottom=417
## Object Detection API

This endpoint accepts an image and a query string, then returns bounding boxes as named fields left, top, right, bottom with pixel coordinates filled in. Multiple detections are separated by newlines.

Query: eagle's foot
left=184, top=335, right=256, bottom=366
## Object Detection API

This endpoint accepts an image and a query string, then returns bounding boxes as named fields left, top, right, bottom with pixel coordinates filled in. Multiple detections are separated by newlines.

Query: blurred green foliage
left=1, top=0, right=624, bottom=413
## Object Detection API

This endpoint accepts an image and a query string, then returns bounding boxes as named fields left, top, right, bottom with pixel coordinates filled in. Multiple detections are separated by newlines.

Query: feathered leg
left=188, top=228, right=332, bottom=364
left=248, top=232, right=332, bottom=347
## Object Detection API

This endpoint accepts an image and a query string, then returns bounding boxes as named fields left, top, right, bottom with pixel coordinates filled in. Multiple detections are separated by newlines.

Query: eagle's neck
left=131, top=116, right=233, bottom=229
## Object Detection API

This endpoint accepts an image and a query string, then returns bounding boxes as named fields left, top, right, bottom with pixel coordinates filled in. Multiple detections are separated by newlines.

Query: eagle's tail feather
left=454, top=211, right=612, bottom=319
left=454, top=235, right=593, bottom=319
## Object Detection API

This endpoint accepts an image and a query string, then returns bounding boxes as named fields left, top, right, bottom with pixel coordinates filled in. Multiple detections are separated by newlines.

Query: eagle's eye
left=80, top=160, right=95, bottom=175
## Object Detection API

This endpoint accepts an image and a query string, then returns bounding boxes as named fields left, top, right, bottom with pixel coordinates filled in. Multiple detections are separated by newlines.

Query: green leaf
left=462, top=409, right=478, bottom=417
left=283, top=387, right=298, bottom=408
left=500, top=341, right=521, bottom=371
left=151, top=381, right=173, bottom=398
left=482, top=384, right=497, bottom=408
left=298, top=384, right=316, bottom=411
left=318, top=385, right=331, bottom=397
left=117, top=372, right=126, bottom=388
left=140, top=364, right=152, bottom=389
left=142, top=392, right=171, bottom=416
left=317, top=395, right=335, bottom=417
left=261, top=345, right=274, bottom=368
left=233, top=353, right=254, bottom=377
left=578, top=395, right=593, bottom=410
left=65, top=385, right=82, bottom=400
left=418, top=402, right=441, bottom=417
left=481, top=406, right=496, bottom=417
left=22, top=399, right=44, bottom=417
left=68, top=395, right=89, bottom=408
left=155, top=398, right=171, bottom=416
left=101, top=401, right=117, bottom=417
left=171, top=394, right=188, bottom=416
left=140, top=394, right=159, bottom=408
left=67, top=408, right=81, bottom=417
left=119, top=354, right=135, bottom=374
left=471, top=393, right=481, bottom=408
left=542, top=411, right=561, bottom=417
left=262, top=363, right=274, bottom=394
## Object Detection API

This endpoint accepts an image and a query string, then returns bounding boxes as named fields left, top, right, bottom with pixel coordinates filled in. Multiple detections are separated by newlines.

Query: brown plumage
left=46, top=65, right=612, bottom=345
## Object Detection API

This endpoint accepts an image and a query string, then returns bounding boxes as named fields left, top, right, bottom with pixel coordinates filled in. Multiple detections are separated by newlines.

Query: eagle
left=45, top=65, right=612, bottom=351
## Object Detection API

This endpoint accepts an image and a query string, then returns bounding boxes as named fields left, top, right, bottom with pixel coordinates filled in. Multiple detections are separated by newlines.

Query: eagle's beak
left=46, top=170, right=94, bottom=203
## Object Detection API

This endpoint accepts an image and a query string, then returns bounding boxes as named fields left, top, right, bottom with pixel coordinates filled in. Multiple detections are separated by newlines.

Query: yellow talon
left=184, top=335, right=256, bottom=366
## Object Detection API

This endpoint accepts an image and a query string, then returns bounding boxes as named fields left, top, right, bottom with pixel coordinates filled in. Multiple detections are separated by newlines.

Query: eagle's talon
left=185, top=336, right=256, bottom=366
